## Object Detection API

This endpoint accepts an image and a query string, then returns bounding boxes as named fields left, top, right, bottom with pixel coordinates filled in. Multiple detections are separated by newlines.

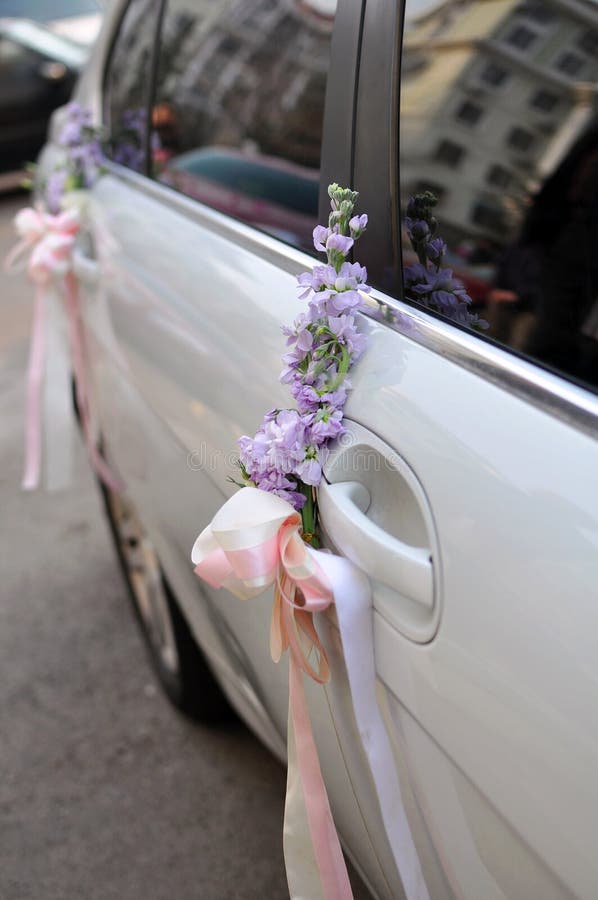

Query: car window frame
left=352, top=0, right=598, bottom=439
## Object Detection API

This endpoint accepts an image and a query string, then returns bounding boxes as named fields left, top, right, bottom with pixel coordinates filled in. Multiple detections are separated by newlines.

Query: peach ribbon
left=5, top=206, right=121, bottom=492
left=192, top=487, right=429, bottom=900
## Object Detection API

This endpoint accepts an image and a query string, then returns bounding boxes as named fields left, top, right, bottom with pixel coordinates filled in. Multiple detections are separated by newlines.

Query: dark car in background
left=0, top=0, right=102, bottom=178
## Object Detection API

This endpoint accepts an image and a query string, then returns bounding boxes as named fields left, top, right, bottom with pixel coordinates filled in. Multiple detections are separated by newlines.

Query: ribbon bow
left=5, top=205, right=121, bottom=493
left=5, top=206, right=80, bottom=283
left=193, top=487, right=331, bottom=674
left=192, top=487, right=429, bottom=900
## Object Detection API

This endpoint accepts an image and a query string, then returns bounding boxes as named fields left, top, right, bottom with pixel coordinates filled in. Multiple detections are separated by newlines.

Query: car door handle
left=318, top=480, right=434, bottom=610
left=72, top=245, right=100, bottom=286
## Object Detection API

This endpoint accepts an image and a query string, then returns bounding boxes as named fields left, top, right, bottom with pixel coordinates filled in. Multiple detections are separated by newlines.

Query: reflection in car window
left=103, top=0, right=158, bottom=173
left=0, top=0, right=100, bottom=19
left=151, top=0, right=337, bottom=254
left=399, top=0, right=598, bottom=394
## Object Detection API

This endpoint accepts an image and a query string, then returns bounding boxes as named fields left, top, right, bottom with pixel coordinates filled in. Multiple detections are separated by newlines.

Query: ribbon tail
left=64, top=272, right=123, bottom=493
left=4, top=237, right=31, bottom=274
left=313, top=550, right=430, bottom=900
left=22, top=285, right=46, bottom=490
left=43, top=285, right=74, bottom=491
left=284, top=615, right=353, bottom=899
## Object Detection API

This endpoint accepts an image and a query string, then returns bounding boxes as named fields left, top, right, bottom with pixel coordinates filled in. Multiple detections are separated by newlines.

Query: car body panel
left=39, top=1, right=598, bottom=897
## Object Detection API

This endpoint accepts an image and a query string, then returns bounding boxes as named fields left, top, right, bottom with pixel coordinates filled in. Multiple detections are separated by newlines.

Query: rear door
left=326, top=1, right=598, bottom=898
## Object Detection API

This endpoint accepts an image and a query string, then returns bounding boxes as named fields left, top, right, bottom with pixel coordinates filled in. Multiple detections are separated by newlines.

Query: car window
left=150, top=0, right=337, bottom=255
left=0, top=0, right=100, bottom=18
left=103, top=0, right=160, bottom=174
left=398, top=0, right=598, bottom=395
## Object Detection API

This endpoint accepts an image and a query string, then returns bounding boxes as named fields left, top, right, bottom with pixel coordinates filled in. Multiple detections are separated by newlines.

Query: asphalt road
left=0, top=192, right=288, bottom=900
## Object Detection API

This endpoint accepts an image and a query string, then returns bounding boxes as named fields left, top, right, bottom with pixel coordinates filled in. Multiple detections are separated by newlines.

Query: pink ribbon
left=5, top=206, right=121, bottom=492
left=192, top=487, right=430, bottom=900
left=192, top=487, right=352, bottom=899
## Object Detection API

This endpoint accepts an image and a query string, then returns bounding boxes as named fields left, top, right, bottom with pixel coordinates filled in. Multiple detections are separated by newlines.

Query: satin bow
left=192, top=486, right=430, bottom=900
left=194, top=487, right=331, bottom=677
left=6, top=206, right=80, bottom=283
left=5, top=204, right=121, bottom=493
left=192, top=486, right=352, bottom=899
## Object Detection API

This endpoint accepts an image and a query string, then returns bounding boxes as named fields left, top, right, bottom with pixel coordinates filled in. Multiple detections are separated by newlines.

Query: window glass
left=0, top=0, right=100, bottom=19
left=486, top=165, right=512, bottom=189
left=399, top=0, right=598, bottom=394
left=435, top=139, right=465, bottom=167
left=507, top=126, right=535, bottom=152
left=150, top=0, right=337, bottom=254
left=455, top=100, right=483, bottom=126
left=530, top=89, right=559, bottom=113
left=556, top=51, right=585, bottom=77
left=480, top=62, right=509, bottom=87
left=506, top=24, right=537, bottom=50
left=103, top=0, right=159, bottom=173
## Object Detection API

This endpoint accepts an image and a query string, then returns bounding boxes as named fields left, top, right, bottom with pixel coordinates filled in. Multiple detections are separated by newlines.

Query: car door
left=323, top=1, right=598, bottom=899
left=72, top=0, right=598, bottom=899
left=73, top=1, right=416, bottom=897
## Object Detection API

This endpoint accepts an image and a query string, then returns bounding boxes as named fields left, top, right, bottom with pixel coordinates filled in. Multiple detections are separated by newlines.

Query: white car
left=41, top=0, right=598, bottom=898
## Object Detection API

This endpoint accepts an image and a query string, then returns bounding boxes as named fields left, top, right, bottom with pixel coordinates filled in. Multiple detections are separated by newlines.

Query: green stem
left=324, top=344, right=351, bottom=393
left=299, top=483, right=320, bottom=548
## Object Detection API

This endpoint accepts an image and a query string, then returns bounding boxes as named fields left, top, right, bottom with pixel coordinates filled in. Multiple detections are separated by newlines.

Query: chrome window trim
left=101, top=160, right=598, bottom=440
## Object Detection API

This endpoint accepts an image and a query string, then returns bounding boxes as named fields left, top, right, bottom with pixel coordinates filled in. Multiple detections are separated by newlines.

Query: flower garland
left=237, top=183, right=370, bottom=543
left=192, top=187, right=430, bottom=900
left=39, top=103, right=105, bottom=214
left=6, top=103, right=120, bottom=492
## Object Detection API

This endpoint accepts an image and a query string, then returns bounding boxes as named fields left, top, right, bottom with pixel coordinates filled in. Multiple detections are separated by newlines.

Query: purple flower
left=294, top=445, right=326, bottom=486
left=327, top=314, right=367, bottom=357
left=283, top=314, right=314, bottom=354
left=295, top=458, right=321, bottom=486
left=335, top=261, right=369, bottom=291
left=326, top=232, right=354, bottom=256
left=251, top=469, right=306, bottom=509
left=405, top=218, right=431, bottom=244
left=308, top=407, right=345, bottom=444
left=45, top=169, right=68, bottom=213
left=291, top=383, right=321, bottom=414
left=319, top=383, right=349, bottom=410
left=349, top=214, right=368, bottom=238
left=426, top=238, right=447, bottom=263
left=407, top=266, right=470, bottom=305
left=326, top=289, right=364, bottom=315
left=313, top=225, right=330, bottom=252
left=239, top=409, right=309, bottom=478
left=296, top=264, right=338, bottom=299
left=52, top=103, right=105, bottom=194
left=403, top=262, right=489, bottom=329
left=58, top=119, right=83, bottom=147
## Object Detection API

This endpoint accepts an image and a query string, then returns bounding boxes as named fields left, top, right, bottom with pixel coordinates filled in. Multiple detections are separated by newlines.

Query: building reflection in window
left=399, top=0, right=598, bottom=391
left=150, top=0, right=336, bottom=254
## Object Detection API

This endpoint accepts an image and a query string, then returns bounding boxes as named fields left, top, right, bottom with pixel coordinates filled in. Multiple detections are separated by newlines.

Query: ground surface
left=0, top=192, right=292, bottom=900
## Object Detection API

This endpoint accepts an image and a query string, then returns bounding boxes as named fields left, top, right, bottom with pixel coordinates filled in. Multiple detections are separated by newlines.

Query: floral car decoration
left=5, top=103, right=119, bottom=492
left=191, top=186, right=429, bottom=900
left=9, top=100, right=434, bottom=898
